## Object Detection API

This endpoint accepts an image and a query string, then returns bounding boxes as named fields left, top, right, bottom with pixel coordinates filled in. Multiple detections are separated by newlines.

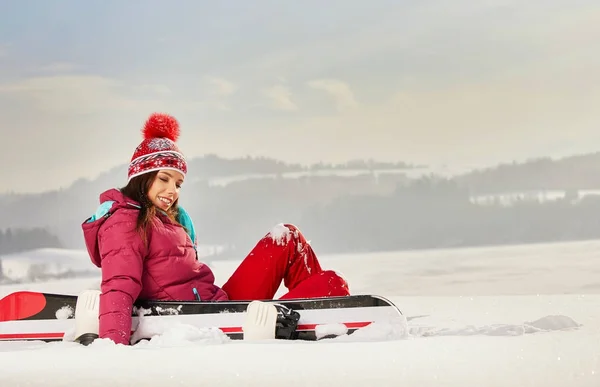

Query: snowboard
left=0, top=291, right=405, bottom=343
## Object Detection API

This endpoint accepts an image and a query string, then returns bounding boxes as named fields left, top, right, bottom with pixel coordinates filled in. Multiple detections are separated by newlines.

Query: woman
left=82, top=112, right=350, bottom=345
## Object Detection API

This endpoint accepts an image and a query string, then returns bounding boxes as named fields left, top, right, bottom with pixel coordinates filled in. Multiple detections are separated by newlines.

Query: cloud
left=205, top=76, right=237, bottom=96
left=262, top=84, right=298, bottom=111
left=201, top=76, right=238, bottom=111
left=228, top=1, right=600, bottom=97
left=308, top=79, right=358, bottom=111
left=2, top=0, right=600, bottom=194
left=0, top=75, right=145, bottom=114
left=136, top=83, right=173, bottom=96
left=274, top=72, right=600, bottom=168
left=35, top=62, right=79, bottom=73
left=0, top=75, right=196, bottom=193
left=0, top=75, right=206, bottom=116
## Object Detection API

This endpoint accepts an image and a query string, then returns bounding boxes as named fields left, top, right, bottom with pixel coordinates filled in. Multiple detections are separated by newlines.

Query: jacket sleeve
left=97, top=218, right=146, bottom=345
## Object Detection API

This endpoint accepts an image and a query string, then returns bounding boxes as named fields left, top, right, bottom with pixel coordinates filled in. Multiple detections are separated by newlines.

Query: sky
left=0, top=0, right=599, bottom=193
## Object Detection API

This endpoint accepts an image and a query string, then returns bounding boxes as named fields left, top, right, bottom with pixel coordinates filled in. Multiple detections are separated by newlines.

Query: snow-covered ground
left=0, top=248, right=97, bottom=283
left=203, top=165, right=474, bottom=187
left=470, top=189, right=600, bottom=206
left=1, top=239, right=599, bottom=386
left=0, top=245, right=226, bottom=284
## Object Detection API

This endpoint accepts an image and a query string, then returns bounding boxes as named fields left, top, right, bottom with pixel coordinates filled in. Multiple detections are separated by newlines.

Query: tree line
left=4, top=152, right=600, bottom=258
left=2, top=175, right=600, bottom=258
left=189, top=176, right=600, bottom=257
left=0, top=228, right=63, bottom=255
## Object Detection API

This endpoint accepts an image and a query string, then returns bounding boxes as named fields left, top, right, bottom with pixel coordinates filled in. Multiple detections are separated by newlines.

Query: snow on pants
left=221, top=224, right=350, bottom=300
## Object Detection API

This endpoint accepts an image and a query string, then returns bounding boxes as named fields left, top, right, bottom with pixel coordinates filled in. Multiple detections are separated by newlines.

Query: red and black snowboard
left=0, top=291, right=405, bottom=343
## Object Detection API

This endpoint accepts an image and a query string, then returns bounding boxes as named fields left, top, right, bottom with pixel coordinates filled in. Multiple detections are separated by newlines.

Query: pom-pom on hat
left=127, top=113, right=187, bottom=181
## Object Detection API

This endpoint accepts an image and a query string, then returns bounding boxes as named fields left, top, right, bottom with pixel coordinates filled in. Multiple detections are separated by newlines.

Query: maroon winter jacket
left=82, top=188, right=228, bottom=345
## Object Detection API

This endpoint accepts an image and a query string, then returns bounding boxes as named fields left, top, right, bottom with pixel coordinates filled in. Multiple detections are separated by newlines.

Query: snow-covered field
left=1, top=240, right=599, bottom=386
left=0, top=248, right=97, bottom=283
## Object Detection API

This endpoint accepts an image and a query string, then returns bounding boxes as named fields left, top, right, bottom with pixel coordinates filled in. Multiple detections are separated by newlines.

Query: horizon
left=2, top=1, right=600, bottom=193
left=1, top=148, right=598, bottom=196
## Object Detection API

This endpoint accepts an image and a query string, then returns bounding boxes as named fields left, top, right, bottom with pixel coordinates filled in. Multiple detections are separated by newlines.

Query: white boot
left=242, top=301, right=278, bottom=341
left=73, top=289, right=101, bottom=345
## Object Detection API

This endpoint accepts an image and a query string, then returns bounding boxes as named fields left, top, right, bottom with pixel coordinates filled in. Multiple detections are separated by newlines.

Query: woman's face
left=146, top=169, right=184, bottom=211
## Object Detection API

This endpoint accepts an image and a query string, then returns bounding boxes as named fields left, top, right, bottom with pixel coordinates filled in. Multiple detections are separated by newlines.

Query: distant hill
left=3, top=151, right=600, bottom=256
left=0, top=154, right=423, bottom=251
left=454, top=153, right=600, bottom=194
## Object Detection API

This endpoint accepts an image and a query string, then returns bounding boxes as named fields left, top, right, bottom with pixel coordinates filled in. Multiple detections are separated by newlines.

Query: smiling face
left=146, top=169, right=184, bottom=211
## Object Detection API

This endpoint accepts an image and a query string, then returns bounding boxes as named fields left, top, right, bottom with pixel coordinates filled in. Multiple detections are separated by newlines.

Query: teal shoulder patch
left=86, top=201, right=115, bottom=223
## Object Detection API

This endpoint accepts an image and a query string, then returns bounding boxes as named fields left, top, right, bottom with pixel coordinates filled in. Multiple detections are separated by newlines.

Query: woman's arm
left=97, top=219, right=145, bottom=345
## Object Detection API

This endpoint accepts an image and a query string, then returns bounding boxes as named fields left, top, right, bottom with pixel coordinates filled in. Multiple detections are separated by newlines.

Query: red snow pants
left=221, top=224, right=350, bottom=300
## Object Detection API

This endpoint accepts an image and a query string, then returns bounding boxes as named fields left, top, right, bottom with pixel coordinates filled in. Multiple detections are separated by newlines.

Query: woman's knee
left=267, top=223, right=305, bottom=245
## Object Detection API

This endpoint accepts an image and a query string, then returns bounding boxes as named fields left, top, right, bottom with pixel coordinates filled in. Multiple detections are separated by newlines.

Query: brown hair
left=119, top=171, right=181, bottom=242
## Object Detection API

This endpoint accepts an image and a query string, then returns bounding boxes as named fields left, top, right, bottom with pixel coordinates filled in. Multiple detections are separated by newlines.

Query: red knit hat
left=127, top=113, right=187, bottom=181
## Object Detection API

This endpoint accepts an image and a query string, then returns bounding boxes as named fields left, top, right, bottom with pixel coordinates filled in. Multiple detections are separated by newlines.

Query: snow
left=203, top=165, right=474, bottom=188
left=1, top=239, right=600, bottom=386
left=0, top=248, right=98, bottom=283
left=0, top=246, right=226, bottom=283
left=268, top=224, right=313, bottom=274
left=55, top=305, right=74, bottom=320
left=130, top=318, right=229, bottom=347
left=269, top=223, right=293, bottom=245
left=470, top=189, right=600, bottom=206
left=315, top=323, right=348, bottom=339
